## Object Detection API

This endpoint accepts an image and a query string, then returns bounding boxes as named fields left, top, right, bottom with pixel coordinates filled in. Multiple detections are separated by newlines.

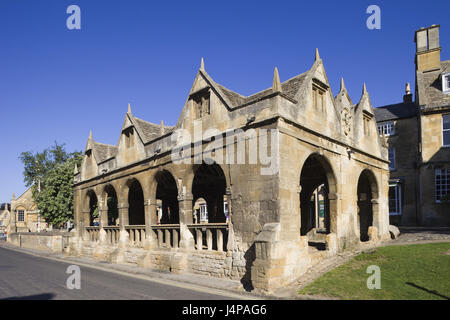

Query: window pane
left=443, top=130, right=450, bottom=146
left=443, top=115, right=450, bottom=130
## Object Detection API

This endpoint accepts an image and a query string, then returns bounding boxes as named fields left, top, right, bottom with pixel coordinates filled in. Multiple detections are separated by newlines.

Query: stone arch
left=83, top=189, right=99, bottom=226
left=123, top=178, right=145, bottom=225
left=356, top=168, right=379, bottom=242
left=299, top=153, right=338, bottom=245
left=154, top=169, right=179, bottom=224
left=191, top=162, right=228, bottom=223
left=102, top=184, right=119, bottom=226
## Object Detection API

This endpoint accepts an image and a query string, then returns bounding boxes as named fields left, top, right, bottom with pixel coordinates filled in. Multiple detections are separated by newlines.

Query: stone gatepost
left=177, top=192, right=195, bottom=250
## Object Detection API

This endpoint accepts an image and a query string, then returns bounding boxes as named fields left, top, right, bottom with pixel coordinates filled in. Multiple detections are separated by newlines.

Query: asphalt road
left=0, top=246, right=239, bottom=300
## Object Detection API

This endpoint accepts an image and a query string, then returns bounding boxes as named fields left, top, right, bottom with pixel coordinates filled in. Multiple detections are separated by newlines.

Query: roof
left=213, top=72, right=308, bottom=108
left=132, top=116, right=174, bottom=144
left=374, top=102, right=417, bottom=122
left=92, top=142, right=117, bottom=164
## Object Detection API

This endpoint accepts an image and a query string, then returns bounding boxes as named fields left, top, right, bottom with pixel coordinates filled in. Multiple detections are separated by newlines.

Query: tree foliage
left=19, top=143, right=82, bottom=228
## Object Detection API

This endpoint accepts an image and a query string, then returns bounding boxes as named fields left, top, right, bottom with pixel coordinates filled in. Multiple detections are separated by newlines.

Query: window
left=389, top=183, right=402, bottom=215
left=435, top=169, right=450, bottom=203
left=442, top=73, right=450, bottom=94
left=378, top=121, right=395, bottom=136
left=199, top=203, right=208, bottom=223
left=388, top=148, right=396, bottom=170
left=18, top=210, right=25, bottom=222
left=124, top=128, right=134, bottom=148
left=312, top=87, right=325, bottom=112
left=443, top=114, right=450, bottom=147
left=223, top=201, right=229, bottom=220
left=363, top=114, right=372, bottom=136
left=192, top=91, right=210, bottom=119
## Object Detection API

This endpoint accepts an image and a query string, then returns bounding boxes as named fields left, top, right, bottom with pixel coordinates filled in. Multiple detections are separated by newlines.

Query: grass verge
left=298, top=242, right=450, bottom=300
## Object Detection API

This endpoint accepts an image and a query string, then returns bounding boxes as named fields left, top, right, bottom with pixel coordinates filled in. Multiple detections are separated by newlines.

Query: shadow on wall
left=240, top=243, right=256, bottom=292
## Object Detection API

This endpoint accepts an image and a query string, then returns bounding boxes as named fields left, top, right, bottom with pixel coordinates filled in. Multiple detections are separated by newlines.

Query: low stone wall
left=7, top=232, right=72, bottom=252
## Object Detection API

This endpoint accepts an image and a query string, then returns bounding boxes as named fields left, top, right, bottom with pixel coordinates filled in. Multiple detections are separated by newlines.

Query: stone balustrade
left=103, top=226, right=120, bottom=245
left=85, top=226, right=100, bottom=242
left=188, top=223, right=228, bottom=252
left=151, top=224, right=180, bottom=249
left=125, top=225, right=146, bottom=248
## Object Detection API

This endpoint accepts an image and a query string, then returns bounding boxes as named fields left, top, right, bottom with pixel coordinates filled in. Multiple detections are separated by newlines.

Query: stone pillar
left=225, top=187, right=234, bottom=252
left=178, top=192, right=195, bottom=250
left=81, top=210, right=90, bottom=241
left=143, top=199, right=157, bottom=250
left=98, top=204, right=108, bottom=245
left=117, top=201, right=129, bottom=247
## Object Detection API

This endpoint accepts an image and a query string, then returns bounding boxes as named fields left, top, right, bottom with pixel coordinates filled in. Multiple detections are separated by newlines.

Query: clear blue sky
left=0, top=0, right=449, bottom=203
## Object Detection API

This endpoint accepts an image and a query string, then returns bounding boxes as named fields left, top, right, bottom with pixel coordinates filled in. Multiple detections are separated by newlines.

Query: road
left=0, top=246, right=240, bottom=300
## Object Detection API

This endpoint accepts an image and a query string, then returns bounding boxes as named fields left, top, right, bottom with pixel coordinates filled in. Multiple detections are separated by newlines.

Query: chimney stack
left=403, top=82, right=413, bottom=103
left=415, top=25, right=441, bottom=72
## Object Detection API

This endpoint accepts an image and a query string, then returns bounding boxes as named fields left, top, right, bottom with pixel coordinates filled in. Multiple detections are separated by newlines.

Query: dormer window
left=312, top=79, right=328, bottom=113
left=191, top=89, right=210, bottom=119
left=363, top=113, right=373, bottom=136
left=378, top=121, right=395, bottom=136
left=124, top=127, right=134, bottom=148
left=443, top=73, right=450, bottom=94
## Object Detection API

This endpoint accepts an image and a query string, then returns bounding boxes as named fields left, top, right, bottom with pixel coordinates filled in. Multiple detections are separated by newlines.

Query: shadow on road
left=2, top=293, right=55, bottom=300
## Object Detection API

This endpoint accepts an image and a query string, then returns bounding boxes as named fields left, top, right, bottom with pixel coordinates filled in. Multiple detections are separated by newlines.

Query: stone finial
left=88, top=130, right=93, bottom=140
left=405, top=82, right=411, bottom=95
left=160, top=120, right=164, bottom=135
left=272, top=67, right=282, bottom=93
left=74, top=163, right=79, bottom=175
left=12, top=193, right=15, bottom=201
left=340, top=77, right=346, bottom=92
left=200, top=57, right=205, bottom=71
left=315, top=48, right=320, bottom=61
left=362, top=82, right=368, bottom=96
left=128, top=103, right=131, bottom=114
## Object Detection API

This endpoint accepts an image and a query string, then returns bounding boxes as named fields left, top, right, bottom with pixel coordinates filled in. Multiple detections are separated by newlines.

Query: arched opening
left=87, top=190, right=98, bottom=226
left=128, top=179, right=145, bottom=225
left=192, top=163, right=227, bottom=223
left=104, top=185, right=119, bottom=226
left=155, top=170, right=179, bottom=224
left=357, top=170, right=375, bottom=242
left=300, top=154, right=336, bottom=250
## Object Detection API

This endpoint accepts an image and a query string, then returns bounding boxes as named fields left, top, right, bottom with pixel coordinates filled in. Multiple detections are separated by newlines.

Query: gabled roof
left=199, top=69, right=308, bottom=109
left=131, top=115, right=174, bottom=144
left=374, top=102, right=418, bottom=122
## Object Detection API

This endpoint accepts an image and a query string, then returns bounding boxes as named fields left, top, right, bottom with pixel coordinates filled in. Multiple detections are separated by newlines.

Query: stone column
left=143, top=199, right=157, bottom=249
left=117, top=201, right=129, bottom=247
left=225, top=187, right=234, bottom=252
left=178, top=192, right=195, bottom=249
left=81, top=210, right=90, bottom=241
left=98, top=201, right=108, bottom=245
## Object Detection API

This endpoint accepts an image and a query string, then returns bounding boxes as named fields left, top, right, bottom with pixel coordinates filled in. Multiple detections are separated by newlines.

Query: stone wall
left=7, top=232, right=71, bottom=252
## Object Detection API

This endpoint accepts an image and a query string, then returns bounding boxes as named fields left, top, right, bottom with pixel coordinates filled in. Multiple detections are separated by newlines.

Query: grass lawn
left=298, top=242, right=450, bottom=300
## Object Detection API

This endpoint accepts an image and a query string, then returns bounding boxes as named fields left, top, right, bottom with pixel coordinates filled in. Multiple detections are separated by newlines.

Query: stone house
left=10, top=187, right=47, bottom=233
left=71, top=50, right=390, bottom=292
left=375, top=25, right=450, bottom=227
left=0, top=203, right=10, bottom=233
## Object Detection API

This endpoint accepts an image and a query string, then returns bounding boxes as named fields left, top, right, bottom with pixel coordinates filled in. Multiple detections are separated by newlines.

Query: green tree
left=19, top=143, right=82, bottom=228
